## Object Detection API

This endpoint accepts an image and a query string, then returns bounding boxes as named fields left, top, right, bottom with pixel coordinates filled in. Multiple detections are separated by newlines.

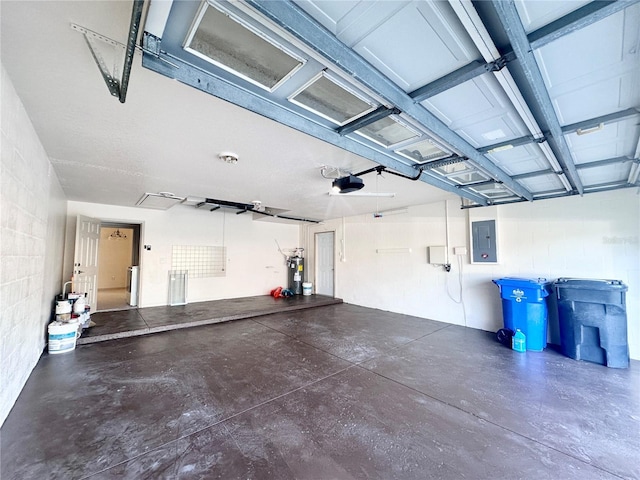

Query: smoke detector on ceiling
left=219, top=151, right=238, bottom=164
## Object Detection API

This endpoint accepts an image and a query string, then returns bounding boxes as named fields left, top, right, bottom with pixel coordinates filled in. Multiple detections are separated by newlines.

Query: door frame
left=96, top=222, right=142, bottom=311
left=314, top=230, right=336, bottom=297
left=99, top=222, right=141, bottom=266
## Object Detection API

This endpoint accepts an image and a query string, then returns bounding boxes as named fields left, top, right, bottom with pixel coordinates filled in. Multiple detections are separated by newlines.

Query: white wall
left=303, top=190, right=640, bottom=360
left=1, top=65, right=67, bottom=427
left=65, top=202, right=299, bottom=307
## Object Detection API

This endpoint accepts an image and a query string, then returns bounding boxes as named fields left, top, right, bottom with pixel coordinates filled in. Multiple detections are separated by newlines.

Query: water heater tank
left=287, top=256, right=304, bottom=295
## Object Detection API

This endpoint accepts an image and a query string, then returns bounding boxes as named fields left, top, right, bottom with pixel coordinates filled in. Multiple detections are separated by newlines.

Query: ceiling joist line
left=488, top=0, right=585, bottom=195
left=141, top=34, right=487, bottom=206
left=408, top=0, right=637, bottom=102
left=137, top=0, right=639, bottom=210
left=244, top=0, right=534, bottom=202
left=478, top=108, right=640, bottom=153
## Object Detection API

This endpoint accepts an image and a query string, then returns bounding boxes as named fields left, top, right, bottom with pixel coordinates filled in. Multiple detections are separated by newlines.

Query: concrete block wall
left=1, top=65, right=67, bottom=427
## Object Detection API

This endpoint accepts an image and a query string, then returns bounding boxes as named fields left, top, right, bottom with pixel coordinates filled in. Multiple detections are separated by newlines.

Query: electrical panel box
left=471, top=220, right=497, bottom=263
left=454, top=246, right=467, bottom=256
left=427, top=246, right=447, bottom=264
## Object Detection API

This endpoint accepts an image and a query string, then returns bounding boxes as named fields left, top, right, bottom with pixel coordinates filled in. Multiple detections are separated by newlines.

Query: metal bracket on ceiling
left=143, top=32, right=162, bottom=56
left=485, top=52, right=515, bottom=73
left=70, top=0, right=143, bottom=103
left=456, top=179, right=503, bottom=189
left=142, top=32, right=180, bottom=68
left=72, top=24, right=121, bottom=98
left=418, top=155, right=467, bottom=170
left=337, top=107, right=401, bottom=136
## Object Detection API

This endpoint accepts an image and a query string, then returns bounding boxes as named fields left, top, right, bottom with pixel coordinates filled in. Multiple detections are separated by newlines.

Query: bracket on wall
left=70, top=0, right=143, bottom=103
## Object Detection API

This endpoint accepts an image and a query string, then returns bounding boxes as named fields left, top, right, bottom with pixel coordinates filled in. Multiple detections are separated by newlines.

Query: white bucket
left=55, top=300, right=72, bottom=315
left=302, top=282, right=313, bottom=296
left=73, top=296, right=86, bottom=313
left=48, top=321, right=79, bottom=354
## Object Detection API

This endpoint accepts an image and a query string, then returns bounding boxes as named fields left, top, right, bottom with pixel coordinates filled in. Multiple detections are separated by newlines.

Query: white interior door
left=315, top=231, right=335, bottom=297
left=73, top=215, right=100, bottom=311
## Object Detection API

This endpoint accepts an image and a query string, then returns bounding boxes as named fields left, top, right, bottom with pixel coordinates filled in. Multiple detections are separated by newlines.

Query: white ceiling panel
left=422, top=74, right=529, bottom=147
left=566, top=119, right=640, bottom=165
left=551, top=77, right=628, bottom=125
left=293, top=0, right=360, bottom=35
left=349, top=1, right=479, bottom=92
left=486, top=144, right=551, bottom=176
left=519, top=173, right=564, bottom=193
left=579, top=164, right=629, bottom=186
left=535, top=12, right=624, bottom=89
left=515, top=0, right=591, bottom=33
left=535, top=5, right=640, bottom=124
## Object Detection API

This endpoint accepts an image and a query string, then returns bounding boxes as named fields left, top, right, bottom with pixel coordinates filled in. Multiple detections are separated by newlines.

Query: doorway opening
left=97, top=223, right=141, bottom=311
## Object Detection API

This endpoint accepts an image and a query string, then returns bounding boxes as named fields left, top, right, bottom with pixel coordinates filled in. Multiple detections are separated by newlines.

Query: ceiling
left=1, top=1, right=639, bottom=222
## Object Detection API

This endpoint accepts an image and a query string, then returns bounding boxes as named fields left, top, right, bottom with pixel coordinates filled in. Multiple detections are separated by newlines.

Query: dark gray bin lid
left=554, top=278, right=628, bottom=292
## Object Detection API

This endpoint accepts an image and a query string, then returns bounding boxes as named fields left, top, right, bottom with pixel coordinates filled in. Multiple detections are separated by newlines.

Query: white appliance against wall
left=315, top=231, right=335, bottom=297
left=168, top=270, right=188, bottom=306
left=73, top=215, right=101, bottom=312
left=127, top=266, right=139, bottom=306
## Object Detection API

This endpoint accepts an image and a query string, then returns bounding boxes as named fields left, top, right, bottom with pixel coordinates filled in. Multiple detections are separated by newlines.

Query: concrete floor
left=1, top=302, right=638, bottom=479
left=79, top=294, right=343, bottom=344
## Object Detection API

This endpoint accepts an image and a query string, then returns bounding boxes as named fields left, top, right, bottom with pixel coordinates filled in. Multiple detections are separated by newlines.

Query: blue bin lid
left=493, top=277, right=552, bottom=288
left=554, top=278, right=627, bottom=291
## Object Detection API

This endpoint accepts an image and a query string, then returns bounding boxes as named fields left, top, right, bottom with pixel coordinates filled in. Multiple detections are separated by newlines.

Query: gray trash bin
left=554, top=278, right=628, bottom=368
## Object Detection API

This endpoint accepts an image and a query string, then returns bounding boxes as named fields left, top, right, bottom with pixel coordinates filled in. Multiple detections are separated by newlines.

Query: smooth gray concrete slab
left=79, top=294, right=342, bottom=344
left=255, top=304, right=448, bottom=363
left=363, top=325, right=640, bottom=480
left=1, top=320, right=350, bottom=479
left=2, top=303, right=638, bottom=479
left=92, top=368, right=618, bottom=479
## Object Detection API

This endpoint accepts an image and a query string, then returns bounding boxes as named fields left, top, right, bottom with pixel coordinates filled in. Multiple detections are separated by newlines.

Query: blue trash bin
left=493, top=277, right=552, bottom=351
left=554, top=278, right=629, bottom=368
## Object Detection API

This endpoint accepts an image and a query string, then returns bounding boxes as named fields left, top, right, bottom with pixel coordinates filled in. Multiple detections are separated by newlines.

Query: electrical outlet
left=454, top=246, right=467, bottom=256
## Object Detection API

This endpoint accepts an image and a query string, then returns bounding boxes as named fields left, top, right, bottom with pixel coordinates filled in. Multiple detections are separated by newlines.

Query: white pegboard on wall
left=171, top=245, right=226, bottom=278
